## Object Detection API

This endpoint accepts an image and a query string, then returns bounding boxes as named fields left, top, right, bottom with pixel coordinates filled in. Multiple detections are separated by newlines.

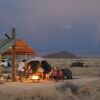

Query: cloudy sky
left=0, top=0, right=100, bottom=53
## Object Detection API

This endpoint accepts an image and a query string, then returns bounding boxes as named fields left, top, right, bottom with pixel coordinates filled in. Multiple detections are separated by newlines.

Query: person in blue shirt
left=26, top=65, right=33, bottom=79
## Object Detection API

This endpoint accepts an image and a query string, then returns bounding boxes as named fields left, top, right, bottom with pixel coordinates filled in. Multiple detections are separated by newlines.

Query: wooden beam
left=11, top=28, right=16, bottom=81
left=9, top=46, right=29, bottom=49
left=25, top=52, right=28, bottom=69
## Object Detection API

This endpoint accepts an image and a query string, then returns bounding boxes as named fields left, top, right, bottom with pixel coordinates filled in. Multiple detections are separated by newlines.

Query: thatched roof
left=0, top=39, right=36, bottom=55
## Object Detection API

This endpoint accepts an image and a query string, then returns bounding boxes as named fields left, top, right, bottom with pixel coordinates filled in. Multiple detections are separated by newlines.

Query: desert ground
left=0, top=58, right=100, bottom=100
left=0, top=76, right=100, bottom=100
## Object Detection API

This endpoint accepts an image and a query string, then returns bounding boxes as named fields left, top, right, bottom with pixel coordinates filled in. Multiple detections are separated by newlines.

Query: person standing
left=18, top=59, right=26, bottom=82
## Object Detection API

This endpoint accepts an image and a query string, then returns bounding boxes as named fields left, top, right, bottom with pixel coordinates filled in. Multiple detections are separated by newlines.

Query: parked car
left=27, top=57, right=72, bottom=79
left=1, top=59, right=11, bottom=67
left=70, top=62, right=84, bottom=67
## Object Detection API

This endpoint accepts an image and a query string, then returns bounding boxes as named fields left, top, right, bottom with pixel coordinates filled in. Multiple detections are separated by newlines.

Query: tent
left=27, top=57, right=51, bottom=74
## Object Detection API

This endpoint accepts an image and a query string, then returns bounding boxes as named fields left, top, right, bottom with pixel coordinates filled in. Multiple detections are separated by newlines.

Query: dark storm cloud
left=0, top=0, right=100, bottom=52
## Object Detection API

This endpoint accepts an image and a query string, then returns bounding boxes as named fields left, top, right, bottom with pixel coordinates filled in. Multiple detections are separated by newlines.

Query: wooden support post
left=11, top=28, right=16, bottom=81
left=0, top=54, right=1, bottom=76
left=25, top=53, right=28, bottom=69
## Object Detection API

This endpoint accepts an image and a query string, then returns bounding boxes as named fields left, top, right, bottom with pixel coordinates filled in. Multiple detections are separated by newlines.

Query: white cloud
left=60, top=24, right=72, bottom=30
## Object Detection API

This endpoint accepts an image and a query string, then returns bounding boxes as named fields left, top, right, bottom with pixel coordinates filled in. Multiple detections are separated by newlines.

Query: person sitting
left=53, top=66, right=59, bottom=81
left=26, top=65, right=32, bottom=73
left=37, top=66, right=44, bottom=80
left=58, top=69, right=64, bottom=80
left=26, top=65, right=33, bottom=79
left=46, top=68, right=54, bottom=80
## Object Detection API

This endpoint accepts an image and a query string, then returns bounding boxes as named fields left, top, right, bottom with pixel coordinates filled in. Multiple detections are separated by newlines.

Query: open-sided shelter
left=0, top=39, right=36, bottom=76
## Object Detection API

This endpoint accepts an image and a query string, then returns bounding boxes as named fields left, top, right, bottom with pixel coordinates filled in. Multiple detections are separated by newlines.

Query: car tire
left=63, top=68, right=72, bottom=79
left=63, top=74, right=68, bottom=80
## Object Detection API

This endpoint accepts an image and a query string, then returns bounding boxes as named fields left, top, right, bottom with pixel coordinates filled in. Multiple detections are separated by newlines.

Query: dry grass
left=0, top=80, right=100, bottom=100
left=46, top=58, right=100, bottom=76
left=68, top=67, right=100, bottom=76
left=77, top=80, right=100, bottom=100
left=1, top=67, right=100, bottom=100
left=1, top=58, right=100, bottom=100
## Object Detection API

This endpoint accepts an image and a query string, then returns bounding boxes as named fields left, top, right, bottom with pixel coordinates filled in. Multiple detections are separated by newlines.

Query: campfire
left=31, top=75, right=39, bottom=80
left=31, top=75, right=40, bottom=82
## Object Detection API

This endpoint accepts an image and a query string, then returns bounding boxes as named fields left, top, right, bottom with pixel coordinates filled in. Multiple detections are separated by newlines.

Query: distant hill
left=43, top=51, right=77, bottom=58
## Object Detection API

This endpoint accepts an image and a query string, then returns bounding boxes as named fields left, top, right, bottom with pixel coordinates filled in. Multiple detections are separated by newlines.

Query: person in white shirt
left=38, top=66, right=44, bottom=80
left=18, top=59, right=26, bottom=82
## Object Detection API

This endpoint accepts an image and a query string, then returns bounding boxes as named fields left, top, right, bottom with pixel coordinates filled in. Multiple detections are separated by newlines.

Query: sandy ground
left=0, top=76, right=100, bottom=95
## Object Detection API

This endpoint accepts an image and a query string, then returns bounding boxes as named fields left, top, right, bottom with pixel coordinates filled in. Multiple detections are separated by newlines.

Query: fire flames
left=31, top=75, right=39, bottom=80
